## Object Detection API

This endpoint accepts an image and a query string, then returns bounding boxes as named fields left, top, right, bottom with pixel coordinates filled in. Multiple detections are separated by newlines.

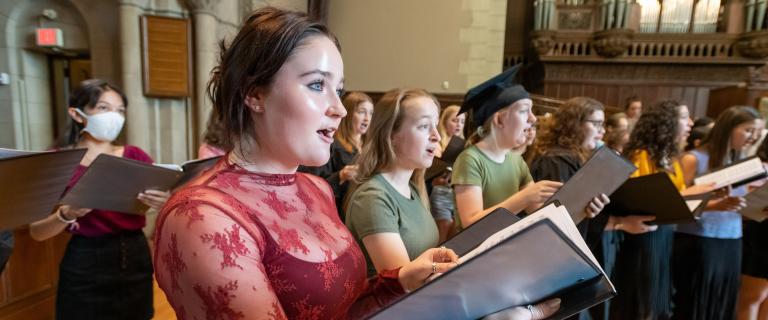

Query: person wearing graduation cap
left=451, top=65, right=608, bottom=229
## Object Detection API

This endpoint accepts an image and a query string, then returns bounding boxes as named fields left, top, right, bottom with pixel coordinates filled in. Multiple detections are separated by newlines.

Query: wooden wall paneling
left=141, top=15, right=191, bottom=98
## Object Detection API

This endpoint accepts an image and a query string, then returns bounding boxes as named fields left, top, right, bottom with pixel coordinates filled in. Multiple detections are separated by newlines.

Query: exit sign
left=36, top=28, right=63, bottom=47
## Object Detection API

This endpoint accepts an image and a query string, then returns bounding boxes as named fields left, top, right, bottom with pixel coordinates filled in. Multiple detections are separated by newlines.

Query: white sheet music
left=685, top=200, right=702, bottom=212
left=694, top=157, right=765, bottom=189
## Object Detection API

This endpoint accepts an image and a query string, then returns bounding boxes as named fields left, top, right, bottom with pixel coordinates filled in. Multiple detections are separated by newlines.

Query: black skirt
left=56, top=230, right=154, bottom=320
left=742, top=220, right=768, bottom=279
left=610, top=225, right=674, bottom=320
left=671, top=233, right=741, bottom=320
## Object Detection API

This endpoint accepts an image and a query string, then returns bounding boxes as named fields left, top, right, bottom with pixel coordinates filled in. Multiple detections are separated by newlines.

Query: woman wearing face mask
left=430, top=105, right=466, bottom=241
left=674, top=106, right=761, bottom=320
left=29, top=79, right=170, bottom=319
left=153, top=8, right=459, bottom=319
left=610, top=100, right=714, bottom=320
left=301, top=91, right=373, bottom=221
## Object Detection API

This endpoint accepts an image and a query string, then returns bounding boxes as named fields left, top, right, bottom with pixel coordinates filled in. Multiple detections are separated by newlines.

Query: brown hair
left=625, top=95, right=642, bottom=110
left=604, top=112, right=628, bottom=152
left=530, top=97, right=605, bottom=162
left=700, top=105, right=762, bottom=169
left=336, top=92, right=373, bottom=153
left=207, top=7, right=339, bottom=153
left=353, top=88, right=440, bottom=209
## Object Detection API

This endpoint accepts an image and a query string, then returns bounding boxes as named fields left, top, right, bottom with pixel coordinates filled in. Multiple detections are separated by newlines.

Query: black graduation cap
left=459, top=64, right=530, bottom=125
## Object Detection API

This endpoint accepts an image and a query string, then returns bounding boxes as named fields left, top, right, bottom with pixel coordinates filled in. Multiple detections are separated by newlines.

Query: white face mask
left=75, top=109, right=125, bottom=142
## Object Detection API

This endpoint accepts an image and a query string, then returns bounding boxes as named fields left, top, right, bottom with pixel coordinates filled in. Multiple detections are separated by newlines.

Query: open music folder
left=0, top=148, right=86, bottom=229
left=605, top=172, right=709, bottom=224
left=694, top=156, right=767, bottom=189
left=369, top=203, right=615, bottom=320
left=60, top=154, right=221, bottom=215
left=544, top=147, right=637, bottom=224
left=155, top=155, right=222, bottom=188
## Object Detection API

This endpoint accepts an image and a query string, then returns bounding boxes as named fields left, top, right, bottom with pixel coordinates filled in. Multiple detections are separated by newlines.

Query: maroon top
left=66, top=145, right=153, bottom=237
left=154, top=157, right=404, bottom=319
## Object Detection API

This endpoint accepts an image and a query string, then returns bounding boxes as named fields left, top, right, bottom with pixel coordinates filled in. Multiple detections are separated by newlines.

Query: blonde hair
left=353, top=88, right=439, bottom=210
left=336, top=92, right=373, bottom=153
left=438, top=105, right=464, bottom=149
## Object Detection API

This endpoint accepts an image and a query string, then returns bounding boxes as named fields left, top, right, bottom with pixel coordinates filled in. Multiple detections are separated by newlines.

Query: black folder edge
left=369, top=206, right=615, bottom=320
left=439, top=207, right=521, bottom=257
left=0, top=148, right=87, bottom=229
left=695, top=156, right=768, bottom=189
left=544, top=147, right=637, bottom=224
left=60, top=154, right=183, bottom=214
left=606, top=173, right=701, bottom=225
left=174, top=156, right=222, bottom=189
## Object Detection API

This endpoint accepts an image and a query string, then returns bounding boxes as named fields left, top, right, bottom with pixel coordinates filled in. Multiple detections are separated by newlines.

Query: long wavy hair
left=700, top=105, right=762, bottom=169
left=623, top=100, right=684, bottom=170
left=438, top=105, right=464, bottom=149
left=353, top=88, right=439, bottom=210
left=530, top=97, right=604, bottom=162
left=336, top=91, right=373, bottom=153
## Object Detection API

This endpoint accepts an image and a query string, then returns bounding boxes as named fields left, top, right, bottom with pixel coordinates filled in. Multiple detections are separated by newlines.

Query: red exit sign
left=36, top=28, right=63, bottom=47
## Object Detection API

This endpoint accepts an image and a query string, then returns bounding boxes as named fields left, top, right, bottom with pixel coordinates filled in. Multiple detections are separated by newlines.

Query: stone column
left=184, top=0, right=220, bottom=145
left=118, top=0, right=151, bottom=150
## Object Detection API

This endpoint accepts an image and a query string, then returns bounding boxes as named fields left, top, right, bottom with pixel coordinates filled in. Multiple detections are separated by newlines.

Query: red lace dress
left=154, top=156, right=404, bottom=320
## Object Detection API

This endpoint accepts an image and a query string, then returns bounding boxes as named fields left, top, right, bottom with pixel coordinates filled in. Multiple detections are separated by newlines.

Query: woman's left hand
left=138, top=189, right=171, bottom=210
left=584, top=193, right=610, bottom=219
left=398, top=247, right=459, bottom=291
left=482, top=298, right=561, bottom=320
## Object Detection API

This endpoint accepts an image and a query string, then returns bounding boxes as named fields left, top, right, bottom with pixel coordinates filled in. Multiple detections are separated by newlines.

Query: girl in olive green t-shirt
left=345, top=88, right=441, bottom=276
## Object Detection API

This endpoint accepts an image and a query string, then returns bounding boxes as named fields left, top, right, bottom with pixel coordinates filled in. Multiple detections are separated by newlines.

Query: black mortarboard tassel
left=458, top=64, right=530, bottom=126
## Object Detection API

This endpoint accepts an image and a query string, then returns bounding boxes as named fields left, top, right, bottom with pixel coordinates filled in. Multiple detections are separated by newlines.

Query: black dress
left=743, top=220, right=768, bottom=279
left=530, top=148, right=613, bottom=320
left=299, top=139, right=357, bottom=221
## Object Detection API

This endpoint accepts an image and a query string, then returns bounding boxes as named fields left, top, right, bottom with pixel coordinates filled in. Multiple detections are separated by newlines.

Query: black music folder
left=694, top=156, right=767, bottom=189
left=0, top=148, right=86, bottom=229
left=369, top=203, right=616, bottom=320
left=440, top=207, right=521, bottom=256
left=605, top=172, right=709, bottom=225
left=544, top=147, right=637, bottom=224
left=425, top=136, right=465, bottom=180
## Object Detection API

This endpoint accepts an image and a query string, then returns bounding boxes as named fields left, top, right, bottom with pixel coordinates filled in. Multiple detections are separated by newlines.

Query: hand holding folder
left=544, top=147, right=637, bottom=224
left=0, top=148, right=86, bottom=229
left=742, top=183, right=768, bottom=222
left=370, top=203, right=615, bottom=320
left=60, top=154, right=221, bottom=215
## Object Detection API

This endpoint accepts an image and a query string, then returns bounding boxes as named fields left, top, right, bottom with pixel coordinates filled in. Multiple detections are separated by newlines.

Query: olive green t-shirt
left=451, top=145, right=533, bottom=211
left=346, top=174, right=439, bottom=276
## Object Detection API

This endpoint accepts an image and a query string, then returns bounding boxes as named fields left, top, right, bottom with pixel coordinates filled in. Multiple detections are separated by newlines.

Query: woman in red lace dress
left=153, top=7, right=459, bottom=319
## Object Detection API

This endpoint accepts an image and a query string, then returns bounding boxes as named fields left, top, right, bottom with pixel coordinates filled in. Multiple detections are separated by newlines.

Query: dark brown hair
left=530, top=97, right=604, bottom=162
left=206, top=7, right=339, bottom=152
left=625, top=95, right=641, bottom=110
left=700, top=105, right=762, bottom=169
left=623, top=100, right=684, bottom=170
left=60, top=79, right=127, bottom=147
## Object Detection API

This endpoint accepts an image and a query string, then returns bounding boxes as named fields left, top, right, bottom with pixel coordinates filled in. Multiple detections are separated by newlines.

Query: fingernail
left=547, top=298, right=561, bottom=307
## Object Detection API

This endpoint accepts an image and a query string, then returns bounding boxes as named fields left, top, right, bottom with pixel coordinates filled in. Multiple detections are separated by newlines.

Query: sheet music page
left=685, top=200, right=702, bottom=212
left=0, top=148, right=35, bottom=159
left=694, top=157, right=765, bottom=189
left=154, top=163, right=182, bottom=171
left=458, top=204, right=600, bottom=270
